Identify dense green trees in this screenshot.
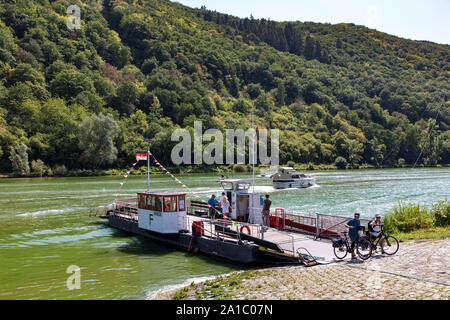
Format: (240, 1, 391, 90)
(0, 0, 448, 175)
(8, 143, 30, 176)
(78, 113, 120, 169)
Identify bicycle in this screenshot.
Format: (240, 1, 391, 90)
(332, 226, 372, 260)
(364, 226, 399, 256)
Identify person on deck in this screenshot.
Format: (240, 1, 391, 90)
(218, 192, 226, 212)
(208, 194, 218, 220)
(221, 197, 231, 219)
(345, 213, 361, 259)
(262, 194, 272, 227)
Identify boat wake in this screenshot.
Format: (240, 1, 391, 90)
(145, 275, 218, 300)
(16, 207, 86, 217)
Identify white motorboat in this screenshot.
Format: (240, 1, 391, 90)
(271, 167, 315, 189)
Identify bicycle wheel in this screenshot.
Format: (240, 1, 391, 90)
(357, 237, 372, 260)
(380, 235, 399, 255)
(333, 243, 348, 260)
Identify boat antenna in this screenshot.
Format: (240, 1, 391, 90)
(144, 138, 152, 192)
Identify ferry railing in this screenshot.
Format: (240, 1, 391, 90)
(113, 198, 138, 221)
(184, 215, 263, 242)
(315, 213, 370, 239)
(188, 200, 209, 216)
(183, 215, 296, 256)
(271, 209, 318, 235)
(270, 210, 371, 240)
(184, 215, 236, 241)
(115, 199, 138, 210)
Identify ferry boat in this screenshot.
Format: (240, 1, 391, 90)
(101, 148, 351, 265)
(105, 179, 288, 264)
(271, 167, 315, 189)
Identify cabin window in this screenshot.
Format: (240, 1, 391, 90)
(178, 196, 185, 211)
(237, 183, 250, 190)
(146, 196, 152, 210)
(292, 175, 299, 179)
(220, 182, 233, 190)
(156, 196, 162, 212)
(151, 196, 156, 210)
(164, 196, 177, 212)
(138, 195, 146, 209)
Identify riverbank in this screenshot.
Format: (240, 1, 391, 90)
(156, 238, 450, 300)
(1, 163, 448, 179)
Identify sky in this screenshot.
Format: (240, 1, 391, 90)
(176, 0, 450, 45)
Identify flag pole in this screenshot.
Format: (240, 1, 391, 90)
(145, 139, 151, 192)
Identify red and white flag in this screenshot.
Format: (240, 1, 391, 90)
(136, 151, 148, 161)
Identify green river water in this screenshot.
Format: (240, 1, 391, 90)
(0, 168, 449, 299)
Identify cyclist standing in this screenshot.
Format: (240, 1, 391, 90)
(369, 214, 383, 237)
(369, 214, 384, 248)
(345, 213, 361, 259)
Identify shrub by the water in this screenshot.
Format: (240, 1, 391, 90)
(233, 164, 248, 173)
(53, 164, 68, 176)
(383, 200, 450, 233)
(383, 202, 433, 233)
(31, 159, 47, 177)
(334, 157, 348, 170)
(287, 161, 296, 168)
(431, 200, 450, 227)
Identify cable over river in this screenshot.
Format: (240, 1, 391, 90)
(0, 168, 448, 299)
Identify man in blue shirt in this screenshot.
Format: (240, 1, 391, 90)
(345, 213, 361, 259)
(208, 194, 218, 220)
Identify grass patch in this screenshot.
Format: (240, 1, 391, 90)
(393, 226, 450, 242)
(172, 287, 189, 300)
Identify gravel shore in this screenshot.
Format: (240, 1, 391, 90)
(155, 239, 450, 300)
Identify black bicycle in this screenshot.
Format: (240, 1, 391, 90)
(364, 226, 400, 256)
(332, 227, 372, 260)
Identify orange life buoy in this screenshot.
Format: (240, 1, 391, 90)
(240, 225, 251, 236)
(165, 199, 171, 211)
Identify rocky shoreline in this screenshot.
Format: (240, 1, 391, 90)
(154, 239, 450, 300)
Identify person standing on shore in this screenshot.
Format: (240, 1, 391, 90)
(262, 194, 272, 227)
(369, 214, 384, 248)
(345, 213, 361, 259)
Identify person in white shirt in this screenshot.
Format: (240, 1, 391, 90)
(369, 214, 383, 238)
(221, 197, 231, 219)
(219, 192, 226, 204)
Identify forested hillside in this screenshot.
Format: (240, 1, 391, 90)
(0, 0, 449, 176)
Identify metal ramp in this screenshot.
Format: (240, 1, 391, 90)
(296, 247, 319, 267)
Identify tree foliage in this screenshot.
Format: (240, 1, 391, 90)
(0, 0, 448, 173)
(78, 113, 120, 169)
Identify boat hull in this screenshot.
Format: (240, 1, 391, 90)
(273, 178, 315, 189)
(108, 214, 298, 265)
